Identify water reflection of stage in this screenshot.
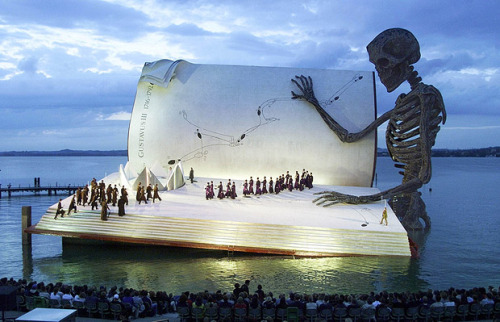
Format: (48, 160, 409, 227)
(53, 244, 419, 295)
(28, 177, 411, 257)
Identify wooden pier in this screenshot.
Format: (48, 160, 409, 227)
(0, 184, 81, 198)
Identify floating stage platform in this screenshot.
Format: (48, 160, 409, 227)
(27, 178, 412, 257)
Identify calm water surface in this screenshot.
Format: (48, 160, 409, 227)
(0, 156, 499, 294)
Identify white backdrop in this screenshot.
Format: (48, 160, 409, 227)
(128, 60, 376, 187)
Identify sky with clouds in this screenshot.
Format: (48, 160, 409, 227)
(0, 0, 499, 151)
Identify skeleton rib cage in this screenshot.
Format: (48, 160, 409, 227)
(387, 82, 446, 186)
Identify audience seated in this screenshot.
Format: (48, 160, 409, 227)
(1, 276, 498, 321)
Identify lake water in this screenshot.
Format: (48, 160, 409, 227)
(0, 156, 499, 295)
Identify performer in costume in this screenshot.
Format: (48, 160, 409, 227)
(139, 186, 148, 204)
(269, 177, 274, 194)
(153, 184, 162, 203)
(121, 187, 128, 205)
(136, 182, 142, 202)
(90, 193, 98, 210)
(112, 185, 118, 206)
(231, 182, 237, 199)
(256, 177, 261, 195)
(189, 167, 194, 183)
(217, 182, 225, 199)
(225, 180, 232, 198)
(106, 184, 113, 203)
(249, 177, 254, 194)
(206, 183, 211, 200)
(118, 196, 126, 216)
(243, 180, 249, 196)
(54, 199, 65, 219)
(146, 184, 153, 200)
(76, 188, 82, 206)
(380, 207, 388, 226)
(100, 199, 110, 220)
(82, 185, 89, 206)
(67, 195, 77, 215)
(300, 174, 305, 191)
(294, 171, 300, 190)
(262, 176, 268, 194)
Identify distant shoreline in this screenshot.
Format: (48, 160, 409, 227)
(0, 147, 499, 157)
(0, 149, 127, 157)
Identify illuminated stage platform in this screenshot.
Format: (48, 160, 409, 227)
(28, 177, 411, 257)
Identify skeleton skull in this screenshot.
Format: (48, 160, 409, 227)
(367, 28, 421, 92)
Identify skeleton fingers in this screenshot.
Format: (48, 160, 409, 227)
(291, 75, 318, 104)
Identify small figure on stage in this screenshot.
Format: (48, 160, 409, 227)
(121, 187, 128, 205)
(294, 171, 300, 190)
(146, 184, 153, 200)
(189, 167, 194, 183)
(307, 172, 314, 189)
(269, 177, 274, 194)
(206, 183, 212, 200)
(112, 185, 118, 206)
(153, 184, 162, 203)
(275, 177, 281, 194)
(101, 199, 110, 221)
(67, 195, 77, 215)
(380, 207, 388, 226)
(231, 182, 237, 199)
(262, 176, 268, 194)
(225, 180, 232, 198)
(118, 196, 126, 216)
(90, 193, 99, 210)
(136, 182, 142, 202)
(217, 181, 225, 199)
(82, 185, 89, 206)
(106, 184, 113, 203)
(76, 187, 82, 206)
(139, 186, 148, 204)
(299, 173, 305, 191)
(256, 177, 261, 195)
(243, 180, 249, 196)
(54, 198, 65, 219)
(249, 177, 254, 194)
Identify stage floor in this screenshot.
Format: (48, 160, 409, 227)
(29, 176, 411, 257)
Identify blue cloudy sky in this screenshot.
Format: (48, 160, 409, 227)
(0, 0, 499, 151)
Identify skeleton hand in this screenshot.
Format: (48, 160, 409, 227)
(291, 75, 319, 105)
(313, 190, 363, 207)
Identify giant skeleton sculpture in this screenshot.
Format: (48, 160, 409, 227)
(291, 28, 446, 230)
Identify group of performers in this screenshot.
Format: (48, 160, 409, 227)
(54, 178, 134, 221)
(70, 178, 127, 210)
(205, 179, 238, 200)
(205, 169, 314, 200)
(135, 182, 162, 204)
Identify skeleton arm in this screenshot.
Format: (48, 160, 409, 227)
(291, 75, 392, 142)
(313, 85, 445, 207)
(313, 177, 423, 206)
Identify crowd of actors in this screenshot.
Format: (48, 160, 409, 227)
(53, 178, 162, 222)
(205, 169, 314, 200)
(52, 168, 315, 221)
